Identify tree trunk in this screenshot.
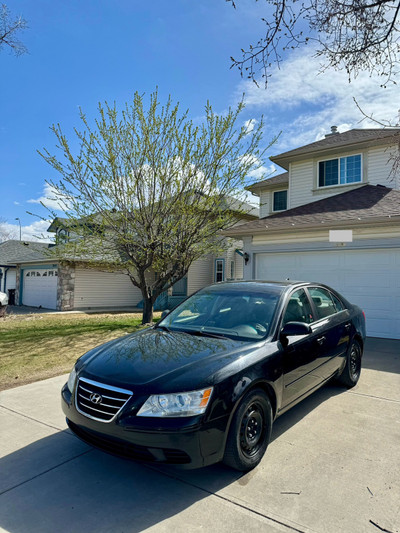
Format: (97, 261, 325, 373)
(142, 296, 154, 324)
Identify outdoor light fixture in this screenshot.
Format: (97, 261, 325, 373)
(243, 252, 250, 265)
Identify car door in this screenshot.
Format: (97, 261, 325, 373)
(306, 286, 351, 380)
(281, 288, 322, 409)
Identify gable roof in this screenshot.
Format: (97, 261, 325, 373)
(0, 240, 51, 266)
(246, 172, 289, 194)
(271, 128, 400, 170)
(225, 185, 400, 236)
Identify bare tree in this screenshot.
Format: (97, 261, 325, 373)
(228, 0, 400, 86)
(39, 90, 273, 323)
(0, 217, 17, 242)
(0, 3, 27, 56)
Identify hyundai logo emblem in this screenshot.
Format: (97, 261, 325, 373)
(90, 392, 102, 405)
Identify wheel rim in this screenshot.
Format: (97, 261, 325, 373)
(239, 401, 266, 458)
(349, 343, 361, 381)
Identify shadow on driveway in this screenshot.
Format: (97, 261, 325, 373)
(363, 337, 400, 374)
(0, 383, 343, 533)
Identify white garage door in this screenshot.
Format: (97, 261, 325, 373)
(22, 268, 58, 309)
(255, 249, 400, 339)
(74, 268, 143, 308)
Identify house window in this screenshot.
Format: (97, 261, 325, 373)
(318, 154, 361, 187)
(215, 259, 225, 283)
(273, 190, 288, 212)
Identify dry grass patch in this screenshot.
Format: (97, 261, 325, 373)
(0, 312, 160, 391)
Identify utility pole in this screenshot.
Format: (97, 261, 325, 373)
(15, 218, 21, 241)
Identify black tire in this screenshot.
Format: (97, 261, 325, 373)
(336, 339, 362, 388)
(223, 388, 273, 472)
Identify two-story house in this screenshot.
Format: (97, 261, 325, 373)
(11, 199, 257, 312)
(226, 127, 400, 340)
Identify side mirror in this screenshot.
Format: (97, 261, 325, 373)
(281, 321, 312, 337)
(161, 309, 170, 320)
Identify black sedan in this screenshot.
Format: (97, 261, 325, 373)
(61, 281, 366, 471)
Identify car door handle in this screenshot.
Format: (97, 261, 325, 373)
(317, 336, 326, 345)
(344, 323, 351, 331)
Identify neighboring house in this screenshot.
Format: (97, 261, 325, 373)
(11, 200, 258, 311)
(0, 240, 51, 304)
(226, 127, 400, 340)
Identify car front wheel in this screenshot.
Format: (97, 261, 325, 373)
(223, 388, 273, 472)
(337, 339, 362, 388)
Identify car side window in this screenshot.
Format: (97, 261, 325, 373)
(308, 287, 338, 319)
(330, 292, 345, 312)
(282, 289, 314, 325)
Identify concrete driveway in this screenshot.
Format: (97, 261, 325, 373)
(0, 338, 399, 533)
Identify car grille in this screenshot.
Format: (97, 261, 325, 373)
(76, 377, 133, 422)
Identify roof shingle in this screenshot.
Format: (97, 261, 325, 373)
(225, 185, 400, 235)
(0, 240, 51, 265)
(271, 128, 400, 169)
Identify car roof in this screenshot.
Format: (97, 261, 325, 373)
(206, 280, 307, 294)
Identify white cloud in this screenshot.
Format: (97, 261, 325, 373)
(28, 183, 71, 212)
(243, 118, 257, 133)
(235, 46, 399, 154)
(1, 220, 53, 243)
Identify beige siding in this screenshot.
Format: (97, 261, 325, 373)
(289, 160, 314, 208)
(73, 268, 148, 308)
(234, 252, 244, 279)
(367, 145, 397, 187)
(259, 190, 271, 217)
(187, 256, 214, 295)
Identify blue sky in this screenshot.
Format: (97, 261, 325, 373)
(1, 0, 397, 240)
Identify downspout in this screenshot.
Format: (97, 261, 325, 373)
(4, 267, 9, 293)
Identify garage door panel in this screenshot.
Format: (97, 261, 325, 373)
(255, 249, 400, 339)
(73, 269, 145, 308)
(22, 268, 58, 309)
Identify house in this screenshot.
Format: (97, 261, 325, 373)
(0, 240, 50, 304)
(225, 127, 400, 340)
(11, 200, 258, 311)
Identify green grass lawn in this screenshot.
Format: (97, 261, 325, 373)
(0, 312, 160, 391)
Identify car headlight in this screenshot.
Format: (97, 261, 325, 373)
(137, 387, 213, 417)
(67, 367, 77, 393)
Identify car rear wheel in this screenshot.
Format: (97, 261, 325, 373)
(223, 388, 272, 472)
(337, 339, 362, 388)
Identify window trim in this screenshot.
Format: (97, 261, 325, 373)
(272, 189, 288, 212)
(214, 259, 225, 283)
(317, 153, 363, 189)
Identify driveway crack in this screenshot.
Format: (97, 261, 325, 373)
(145, 464, 310, 533)
(0, 449, 93, 497)
(0, 404, 70, 434)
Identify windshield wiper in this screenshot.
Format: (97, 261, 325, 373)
(186, 329, 229, 340)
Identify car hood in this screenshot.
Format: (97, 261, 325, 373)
(77, 327, 260, 391)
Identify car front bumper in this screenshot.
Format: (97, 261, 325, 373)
(61, 383, 228, 469)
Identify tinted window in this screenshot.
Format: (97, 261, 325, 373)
(282, 289, 314, 325)
(308, 287, 337, 319)
(330, 292, 345, 312)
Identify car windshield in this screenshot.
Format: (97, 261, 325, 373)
(157, 287, 281, 340)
